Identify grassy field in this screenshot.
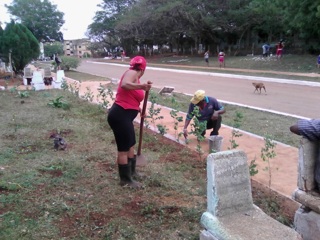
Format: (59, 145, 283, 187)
(96, 54, 320, 82)
(0, 88, 207, 239)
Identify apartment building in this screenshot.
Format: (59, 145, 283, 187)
(64, 38, 91, 58)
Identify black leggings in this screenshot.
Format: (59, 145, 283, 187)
(107, 104, 138, 151)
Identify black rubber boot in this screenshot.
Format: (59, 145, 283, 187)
(118, 163, 142, 189)
(129, 156, 145, 180)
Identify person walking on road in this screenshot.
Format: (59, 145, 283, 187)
(107, 56, 152, 188)
(183, 90, 225, 139)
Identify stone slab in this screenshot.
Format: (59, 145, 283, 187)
(294, 207, 320, 240)
(158, 86, 174, 95)
(201, 208, 302, 240)
(292, 189, 320, 214)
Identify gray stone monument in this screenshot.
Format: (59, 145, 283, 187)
(292, 138, 320, 240)
(200, 150, 301, 240)
(53, 70, 65, 89)
(31, 70, 45, 90)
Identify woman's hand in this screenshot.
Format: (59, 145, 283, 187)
(142, 81, 153, 91)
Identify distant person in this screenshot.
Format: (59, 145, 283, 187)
(121, 50, 126, 62)
(218, 51, 225, 68)
(276, 40, 284, 60)
(290, 119, 320, 141)
(262, 43, 270, 57)
(317, 54, 320, 69)
(183, 90, 225, 139)
(204, 50, 209, 66)
(54, 53, 62, 70)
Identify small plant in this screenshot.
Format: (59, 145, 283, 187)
(82, 86, 94, 102)
(261, 134, 277, 189)
(228, 111, 243, 149)
(96, 83, 114, 109)
(17, 91, 30, 98)
(169, 97, 184, 141)
(61, 78, 69, 90)
(106, 86, 115, 102)
(68, 81, 80, 97)
(249, 157, 259, 176)
(188, 106, 206, 160)
(157, 124, 168, 136)
(11, 114, 19, 133)
(47, 96, 70, 110)
(9, 86, 17, 93)
(146, 90, 163, 132)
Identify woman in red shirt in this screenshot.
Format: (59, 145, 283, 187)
(108, 56, 152, 188)
(276, 41, 284, 60)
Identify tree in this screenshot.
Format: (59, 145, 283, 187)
(44, 42, 64, 58)
(0, 21, 40, 73)
(87, 0, 137, 53)
(6, 0, 65, 42)
(87, 0, 320, 55)
(281, 0, 320, 51)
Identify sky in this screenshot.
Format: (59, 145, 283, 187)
(0, 0, 102, 39)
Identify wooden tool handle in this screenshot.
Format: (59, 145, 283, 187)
(137, 90, 149, 155)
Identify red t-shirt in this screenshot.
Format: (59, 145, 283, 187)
(115, 70, 144, 110)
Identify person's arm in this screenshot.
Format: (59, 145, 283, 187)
(211, 99, 226, 119)
(183, 119, 191, 138)
(211, 107, 225, 120)
(183, 104, 194, 138)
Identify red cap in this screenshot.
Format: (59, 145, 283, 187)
(129, 56, 147, 71)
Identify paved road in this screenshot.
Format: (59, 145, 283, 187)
(77, 60, 320, 119)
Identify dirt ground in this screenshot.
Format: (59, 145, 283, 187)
(143, 130, 299, 225)
(0, 77, 23, 87)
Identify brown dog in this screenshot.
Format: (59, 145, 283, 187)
(252, 82, 266, 94)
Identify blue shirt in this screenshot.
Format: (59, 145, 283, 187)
(186, 96, 224, 121)
(298, 119, 320, 141)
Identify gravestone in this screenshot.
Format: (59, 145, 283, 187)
(205, 150, 253, 216)
(43, 67, 53, 86)
(0, 62, 5, 71)
(200, 150, 302, 240)
(31, 71, 45, 90)
(53, 70, 65, 89)
(23, 67, 33, 85)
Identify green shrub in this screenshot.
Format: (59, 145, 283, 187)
(52, 56, 81, 71)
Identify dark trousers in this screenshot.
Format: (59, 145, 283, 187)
(201, 115, 222, 136)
